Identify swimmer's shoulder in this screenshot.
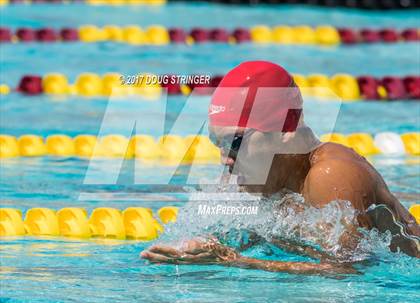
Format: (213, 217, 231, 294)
(310, 142, 366, 165)
(308, 142, 377, 185)
(303, 143, 378, 208)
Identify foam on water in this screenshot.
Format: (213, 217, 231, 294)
(160, 184, 393, 263)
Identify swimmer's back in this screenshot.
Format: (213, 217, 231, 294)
(303, 142, 379, 215)
(310, 142, 371, 166)
(303, 142, 420, 257)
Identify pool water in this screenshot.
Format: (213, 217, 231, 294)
(1, 3, 420, 303)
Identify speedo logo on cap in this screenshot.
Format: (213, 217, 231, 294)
(209, 104, 226, 115)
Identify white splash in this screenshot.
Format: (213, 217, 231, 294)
(159, 185, 392, 262)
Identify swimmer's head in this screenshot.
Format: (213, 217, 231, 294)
(209, 60, 302, 132)
(208, 61, 320, 189)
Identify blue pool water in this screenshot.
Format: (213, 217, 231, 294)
(1, 3, 420, 303)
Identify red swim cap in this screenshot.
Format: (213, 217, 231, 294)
(209, 61, 302, 132)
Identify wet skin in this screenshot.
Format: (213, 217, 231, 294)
(142, 127, 420, 274)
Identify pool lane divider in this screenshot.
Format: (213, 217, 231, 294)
(1, 204, 419, 240)
(0, 206, 177, 240)
(2, 0, 419, 9)
(0, 0, 167, 5)
(0, 132, 419, 160)
(1, 73, 419, 101)
(0, 25, 418, 45)
(188, 0, 420, 10)
(0, 134, 222, 162)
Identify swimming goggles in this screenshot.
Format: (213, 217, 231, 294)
(210, 129, 254, 157)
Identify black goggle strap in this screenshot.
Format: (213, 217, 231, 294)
(211, 129, 255, 155)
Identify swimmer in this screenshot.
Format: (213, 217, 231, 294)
(142, 61, 420, 274)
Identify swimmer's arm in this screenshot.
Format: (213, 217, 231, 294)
(377, 186, 420, 237)
(223, 232, 334, 260)
(228, 236, 358, 274)
(204, 232, 262, 252)
(238, 233, 263, 251)
(141, 240, 357, 275)
(270, 238, 336, 262)
(227, 256, 357, 275)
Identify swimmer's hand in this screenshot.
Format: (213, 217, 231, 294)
(141, 239, 359, 276)
(140, 239, 238, 265)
